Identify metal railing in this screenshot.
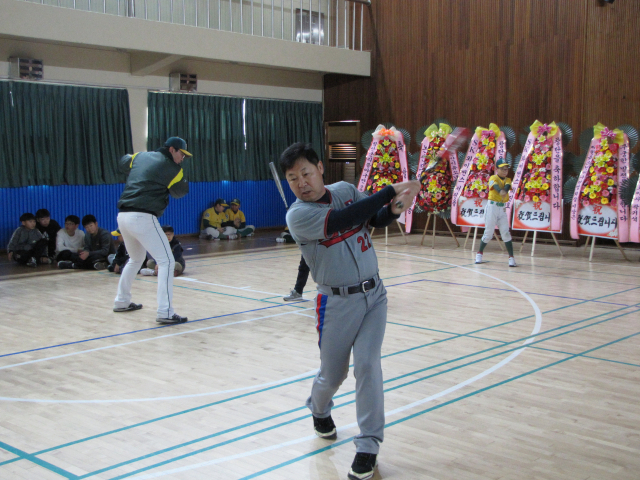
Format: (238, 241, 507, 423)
(22, 0, 370, 50)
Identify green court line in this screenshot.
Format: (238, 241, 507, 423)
(101, 306, 640, 479)
(0, 440, 78, 479)
(3, 288, 636, 476)
(528, 346, 640, 368)
(378, 249, 640, 286)
(387, 321, 508, 344)
(377, 246, 640, 279)
(3, 291, 636, 475)
(135, 278, 310, 309)
(239, 328, 640, 479)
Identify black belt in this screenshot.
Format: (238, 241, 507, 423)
(331, 277, 376, 295)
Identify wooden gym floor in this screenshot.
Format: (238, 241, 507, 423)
(0, 229, 639, 479)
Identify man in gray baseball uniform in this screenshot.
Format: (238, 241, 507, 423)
(113, 136, 191, 324)
(280, 142, 420, 480)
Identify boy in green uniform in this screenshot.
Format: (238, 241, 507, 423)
(476, 161, 517, 267)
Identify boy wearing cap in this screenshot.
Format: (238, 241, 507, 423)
(224, 199, 255, 237)
(113, 136, 192, 324)
(476, 161, 517, 267)
(35, 209, 61, 259)
(108, 229, 130, 274)
(7, 213, 49, 267)
(200, 199, 238, 240)
(55, 215, 85, 262)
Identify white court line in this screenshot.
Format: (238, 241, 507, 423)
(176, 277, 283, 296)
(0, 308, 314, 403)
(128, 251, 543, 479)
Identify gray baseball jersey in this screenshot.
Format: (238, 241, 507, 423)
(286, 182, 379, 287)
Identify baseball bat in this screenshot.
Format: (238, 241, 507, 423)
(424, 127, 472, 173)
(269, 162, 288, 208)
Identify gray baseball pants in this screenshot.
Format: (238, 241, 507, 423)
(306, 278, 387, 454)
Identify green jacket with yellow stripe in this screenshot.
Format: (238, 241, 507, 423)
(117, 147, 189, 218)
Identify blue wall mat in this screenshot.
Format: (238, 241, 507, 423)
(0, 181, 296, 248)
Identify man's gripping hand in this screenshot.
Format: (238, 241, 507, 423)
(390, 180, 421, 215)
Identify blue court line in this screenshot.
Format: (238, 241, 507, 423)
(2, 289, 635, 474)
(96, 306, 640, 479)
(0, 304, 292, 359)
(0, 440, 78, 479)
(239, 328, 640, 479)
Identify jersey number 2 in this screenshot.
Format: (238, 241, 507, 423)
(357, 233, 372, 252)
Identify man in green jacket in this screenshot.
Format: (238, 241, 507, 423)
(113, 137, 192, 324)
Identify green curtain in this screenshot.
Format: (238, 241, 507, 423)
(0, 81, 132, 188)
(245, 99, 324, 179)
(147, 92, 247, 182)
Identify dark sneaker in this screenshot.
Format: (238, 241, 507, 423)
(113, 303, 143, 313)
(313, 415, 337, 439)
(156, 314, 188, 325)
(58, 261, 73, 269)
(93, 261, 107, 270)
(26, 257, 37, 268)
(348, 452, 378, 480)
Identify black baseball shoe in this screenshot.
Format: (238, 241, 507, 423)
(156, 314, 188, 325)
(26, 257, 37, 268)
(312, 415, 337, 439)
(348, 452, 378, 480)
(58, 260, 73, 269)
(113, 303, 143, 313)
(93, 261, 108, 270)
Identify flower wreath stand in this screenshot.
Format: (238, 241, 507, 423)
(451, 123, 514, 253)
(509, 120, 569, 257)
(568, 123, 637, 262)
(409, 122, 463, 248)
(358, 124, 411, 245)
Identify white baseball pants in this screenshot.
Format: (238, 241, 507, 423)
(114, 212, 175, 318)
(481, 202, 512, 243)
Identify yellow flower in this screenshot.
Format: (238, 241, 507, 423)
(528, 164, 532, 169)
(374, 174, 379, 179)
(595, 185, 601, 192)
(395, 162, 400, 168)
(377, 144, 383, 151)
(605, 151, 612, 159)
(583, 187, 590, 194)
(591, 175, 597, 181)
(373, 162, 378, 168)
(533, 195, 539, 202)
(391, 143, 396, 149)
(607, 167, 614, 174)
(590, 167, 594, 173)
(392, 175, 398, 179)
(546, 174, 551, 179)
(383, 139, 390, 146)
(608, 179, 614, 186)
(542, 183, 549, 190)
(589, 193, 596, 199)
(489, 142, 495, 148)
(602, 197, 609, 204)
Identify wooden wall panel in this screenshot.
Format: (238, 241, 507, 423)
(324, 0, 640, 242)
